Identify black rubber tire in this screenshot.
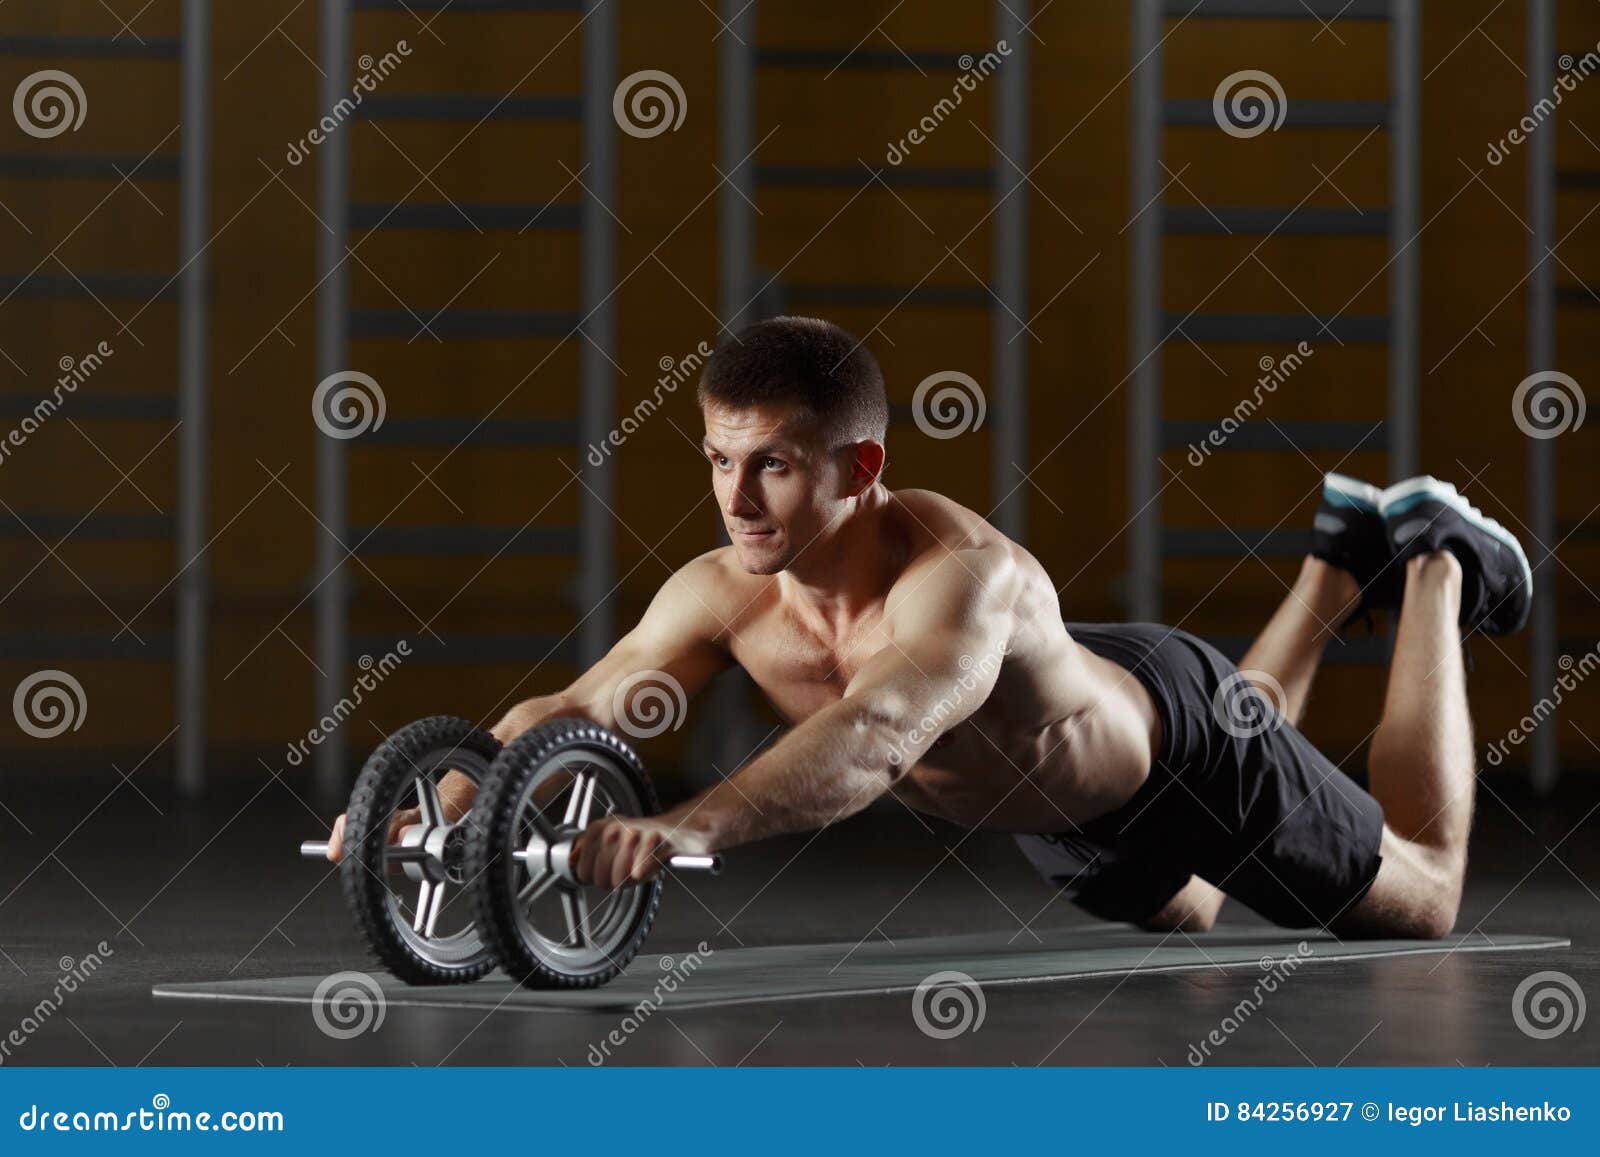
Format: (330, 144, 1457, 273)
(466, 719, 663, 989)
(341, 715, 502, 986)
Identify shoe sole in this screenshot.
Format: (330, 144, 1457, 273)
(1323, 471, 1383, 514)
(1380, 475, 1534, 625)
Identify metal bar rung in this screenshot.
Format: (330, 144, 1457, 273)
(0, 36, 181, 57)
(1163, 0, 1390, 18)
(0, 633, 173, 660)
(1165, 99, 1388, 127)
(1163, 420, 1387, 452)
(351, 525, 580, 557)
(0, 513, 173, 540)
(0, 393, 175, 420)
(756, 49, 984, 71)
(0, 273, 173, 300)
(355, 0, 583, 9)
(350, 309, 579, 339)
(350, 202, 581, 230)
(1162, 527, 1310, 558)
(362, 415, 579, 447)
(786, 283, 991, 308)
(1208, 632, 1392, 665)
(357, 94, 581, 120)
(757, 164, 992, 190)
(352, 633, 579, 664)
(1165, 312, 1389, 343)
(1164, 205, 1388, 235)
(0, 154, 180, 179)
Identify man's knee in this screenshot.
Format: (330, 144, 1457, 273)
(1139, 907, 1217, 934)
(1138, 877, 1225, 933)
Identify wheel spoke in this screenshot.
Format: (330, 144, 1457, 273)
(415, 772, 444, 829)
(560, 889, 590, 948)
(412, 879, 435, 934)
(517, 868, 558, 907)
(424, 880, 448, 938)
(575, 774, 601, 828)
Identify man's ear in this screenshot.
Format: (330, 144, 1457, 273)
(846, 439, 887, 495)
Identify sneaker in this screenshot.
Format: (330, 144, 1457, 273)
(1380, 476, 1533, 635)
(1311, 472, 1402, 625)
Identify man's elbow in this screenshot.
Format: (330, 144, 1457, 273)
(847, 695, 921, 785)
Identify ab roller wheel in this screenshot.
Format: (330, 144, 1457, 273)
(301, 716, 720, 989)
(301, 715, 502, 986)
(468, 719, 668, 989)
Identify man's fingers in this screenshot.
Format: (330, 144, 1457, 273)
(327, 814, 345, 863)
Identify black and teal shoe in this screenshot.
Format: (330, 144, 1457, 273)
(1380, 476, 1533, 636)
(1311, 472, 1403, 626)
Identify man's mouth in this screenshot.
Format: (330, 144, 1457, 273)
(731, 528, 775, 540)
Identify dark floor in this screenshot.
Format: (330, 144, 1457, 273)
(1, 764, 1597, 1066)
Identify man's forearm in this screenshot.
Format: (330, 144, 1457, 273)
(438, 693, 582, 817)
(662, 699, 904, 851)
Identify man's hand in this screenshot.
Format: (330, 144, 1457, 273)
(323, 778, 476, 863)
(570, 815, 704, 889)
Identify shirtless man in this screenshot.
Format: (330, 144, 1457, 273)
(326, 316, 1532, 938)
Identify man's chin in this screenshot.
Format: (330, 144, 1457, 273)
(733, 542, 788, 575)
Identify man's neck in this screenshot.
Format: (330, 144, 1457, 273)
(779, 484, 900, 630)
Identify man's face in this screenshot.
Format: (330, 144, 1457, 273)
(701, 401, 848, 575)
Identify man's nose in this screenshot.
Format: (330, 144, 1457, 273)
(722, 471, 761, 517)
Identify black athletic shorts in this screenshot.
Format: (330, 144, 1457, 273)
(1014, 622, 1385, 929)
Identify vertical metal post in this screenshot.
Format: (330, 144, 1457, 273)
(1387, 0, 1420, 481)
(1128, 0, 1161, 621)
(578, 0, 617, 668)
(700, 0, 762, 779)
(176, 0, 210, 795)
(719, 0, 755, 334)
(1527, 0, 1559, 794)
(314, 0, 352, 798)
(991, 1, 1029, 544)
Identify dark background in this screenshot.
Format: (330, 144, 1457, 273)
(0, 0, 1595, 1066)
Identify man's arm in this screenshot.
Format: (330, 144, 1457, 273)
(325, 553, 734, 860)
(490, 553, 734, 743)
(632, 547, 1015, 870)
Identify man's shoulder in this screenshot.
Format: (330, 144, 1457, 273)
(669, 547, 776, 616)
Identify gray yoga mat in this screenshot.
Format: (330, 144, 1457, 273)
(152, 924, 1568, 1013)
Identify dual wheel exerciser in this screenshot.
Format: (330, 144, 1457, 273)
(300, 717, 720, 989)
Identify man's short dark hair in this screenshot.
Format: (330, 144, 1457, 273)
(698, 316, 888, 445)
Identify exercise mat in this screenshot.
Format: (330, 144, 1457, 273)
(153, 924, 1568, 1013)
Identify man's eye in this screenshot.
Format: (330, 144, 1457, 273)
(763, 458, 784, 471)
